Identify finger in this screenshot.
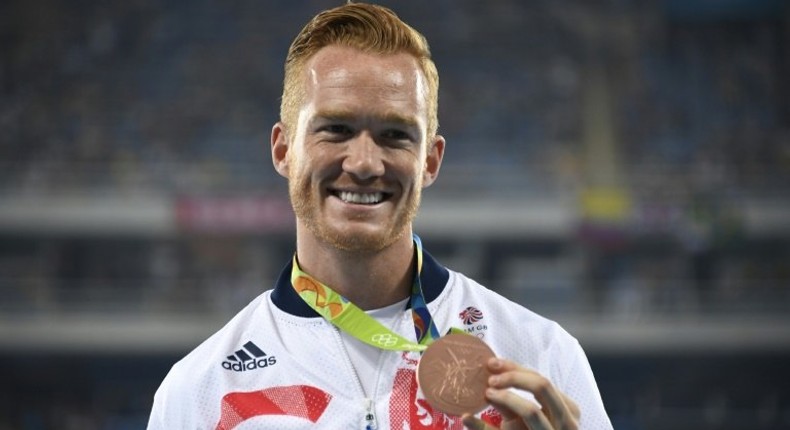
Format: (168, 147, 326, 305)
(480, 399, 524, 430)
(487, 359, 577, 428)
(486, 388, 553, 430)
(492, 372, 572, 426)
(461, 413, 496, 430)
(485, 356, 517, 375)
(463, 410, 530, 430)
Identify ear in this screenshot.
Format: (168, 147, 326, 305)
(422, 135, 445, 188)
(271, 122, 290, 178)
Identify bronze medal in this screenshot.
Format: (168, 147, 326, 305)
(417, 333, 496, 416)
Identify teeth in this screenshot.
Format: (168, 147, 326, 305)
(338, 191, 383, 204)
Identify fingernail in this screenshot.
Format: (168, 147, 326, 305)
(489, 358, 501, 368)
(488, 375, 500, 385)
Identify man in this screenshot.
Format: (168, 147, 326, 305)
(148, 3, 612, 429)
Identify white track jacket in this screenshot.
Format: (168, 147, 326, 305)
(148, 250, 613, 429)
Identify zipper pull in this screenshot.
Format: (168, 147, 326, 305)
(363, 398, 377, 430)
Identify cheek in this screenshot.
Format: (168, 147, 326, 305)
(289, 150, 317, 178)
(404, 158, 427, 187)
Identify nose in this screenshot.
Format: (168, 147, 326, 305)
(342, 132, 385, 180)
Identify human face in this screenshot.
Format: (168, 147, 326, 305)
(272, 45, 444, 253)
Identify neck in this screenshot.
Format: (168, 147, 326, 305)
(294, 229, 415, 310)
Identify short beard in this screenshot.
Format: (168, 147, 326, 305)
(288, 171, 421, 254)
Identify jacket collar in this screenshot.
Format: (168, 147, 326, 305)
(270, 248, 449, 317)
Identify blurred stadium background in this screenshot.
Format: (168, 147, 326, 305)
(1, 0, 789, 428)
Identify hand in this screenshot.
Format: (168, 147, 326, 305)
(462, 358, 580, 430)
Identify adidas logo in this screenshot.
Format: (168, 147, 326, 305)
(221, 341, 277, 372)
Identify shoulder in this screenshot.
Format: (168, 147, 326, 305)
(149, 292, 272, 426)
(442, 269, 582, 360)
(440, 269, 613, 428)
(177, 292, 270, 371)
(446, 269, 567, 328)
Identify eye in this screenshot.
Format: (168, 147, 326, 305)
(381, 129, 412, 142)
(319, 124, 353, 138)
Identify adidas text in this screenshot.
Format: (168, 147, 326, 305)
(222, 356, 277, 372)
(221, 341, 277, 372)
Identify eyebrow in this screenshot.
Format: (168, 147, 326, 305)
(313, 109, 421, 129)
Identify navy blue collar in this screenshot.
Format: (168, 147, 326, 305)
(270, 248, 450, 317)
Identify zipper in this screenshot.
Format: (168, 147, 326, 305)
(331, 326, 378, 429)
(363, 398, 377, 430)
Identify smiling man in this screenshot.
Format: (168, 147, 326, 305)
(272, 43, 443, 310)
(148, 3, 612, 429)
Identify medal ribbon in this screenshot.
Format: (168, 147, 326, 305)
(290, 234, 441, 352)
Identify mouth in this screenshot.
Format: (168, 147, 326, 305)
(331, 190, 392, 205)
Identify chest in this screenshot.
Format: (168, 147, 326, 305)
(210, 316, 504, 429)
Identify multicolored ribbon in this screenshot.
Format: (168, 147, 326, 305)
(290, 234, 441, 352)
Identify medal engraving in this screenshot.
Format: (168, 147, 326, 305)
(417, 333, 495, 416)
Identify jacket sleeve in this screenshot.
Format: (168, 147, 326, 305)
(147, 374, 174, 430)
(146, 365, 200, 430)
(559, 339, 614, 430)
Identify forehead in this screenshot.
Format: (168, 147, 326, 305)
(301, 45, 429, 118)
